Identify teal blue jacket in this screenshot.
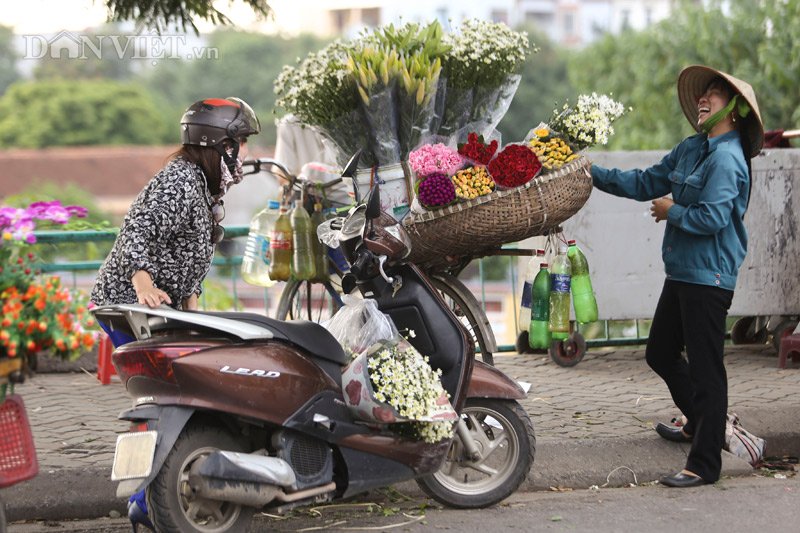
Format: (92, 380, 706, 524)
(591, 131, 749, 291)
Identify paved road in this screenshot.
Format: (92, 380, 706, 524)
(5, 343, 800, 522)
(8, 473, 798, 532)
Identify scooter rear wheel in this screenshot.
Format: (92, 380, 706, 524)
(416, 398, 535, 509)
(146, 424, 255, 533)
(276, 278, 344, 323)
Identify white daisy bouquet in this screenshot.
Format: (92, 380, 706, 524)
(341, 337, 457, 443)
(438, 19, 533, 140)
(273, 40, 369, 164)
(548, 93, 627, 151)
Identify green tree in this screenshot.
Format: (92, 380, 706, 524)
(567, 0, 769, 150)
(0, 25, 19, 95)
(143, 30, 329, 146)
(760, 0, 800, 128)
(498, 27, 573, 144)
(104, 0, 271, 34)
(33, 24, 135, 81)
(0, 79, 171, 148)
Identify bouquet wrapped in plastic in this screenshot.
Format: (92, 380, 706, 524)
(438, 19, 530, 142)
(324, 297, 457, 443)
(548, 93, 628, 151)
(274, 19, 532, 170)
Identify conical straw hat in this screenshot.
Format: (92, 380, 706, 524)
(677, 65, 763, 155)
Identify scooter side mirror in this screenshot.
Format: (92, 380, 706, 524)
(342, 151, 361, 178)
(365, 183, 381, 220)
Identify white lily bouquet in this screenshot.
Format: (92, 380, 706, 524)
(548, 93, 628, 151)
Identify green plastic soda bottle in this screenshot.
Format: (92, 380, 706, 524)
(567, 240, 598, 323)
(290, 195, 316, 281)
(529, 262, 552, 349)
(548, 245, 571, 340)
(310, 202, 329, 282)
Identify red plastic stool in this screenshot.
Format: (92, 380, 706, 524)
(96, 334, 117, 385)
(778, 333, 800, 369)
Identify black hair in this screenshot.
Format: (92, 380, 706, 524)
(168, 145, 223, 195)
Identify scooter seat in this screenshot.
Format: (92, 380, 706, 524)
(195, 312, 348, 366)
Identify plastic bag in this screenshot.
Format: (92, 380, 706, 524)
(725, 413, 766, 467)
(323, 295, 398, 357)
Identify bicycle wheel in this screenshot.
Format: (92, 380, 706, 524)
(431, 275, 495, 366)
(276, 275, 344, 322)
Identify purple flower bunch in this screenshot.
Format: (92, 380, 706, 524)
(408, 143, 464, 177)
(1, 201, 88, 245)
(417, 172, 456, 207)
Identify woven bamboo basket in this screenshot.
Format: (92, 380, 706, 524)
(402, 155, 593, 266)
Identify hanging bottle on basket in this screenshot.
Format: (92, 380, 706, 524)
(518, 249, 546, 332)
(310, 202, 329, 282)
(291, 192, 316, 281)
(241, 200, 281, 287)
(529, 261, 552, 349)
(268, 203, 292, 282)
(549, 245, 572, 340)
(567, 239, 598, 323)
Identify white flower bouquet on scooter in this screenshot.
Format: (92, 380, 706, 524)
(325, 297, 457, 443)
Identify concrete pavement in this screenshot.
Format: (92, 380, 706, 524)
(4, 343, 800, 521)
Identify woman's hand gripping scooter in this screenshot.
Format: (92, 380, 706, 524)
(92, 153, 535, 533)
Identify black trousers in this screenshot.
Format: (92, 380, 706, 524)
(645, 279, 733, 482)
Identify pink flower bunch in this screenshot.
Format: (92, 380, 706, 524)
(408, 143, 464, 178)
(0, 201, 87, 245)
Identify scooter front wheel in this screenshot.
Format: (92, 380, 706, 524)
(146, 424, 255, 533)
(416, 399, 535, 509)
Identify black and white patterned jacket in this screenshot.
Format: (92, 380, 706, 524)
(91, 157, 215, 308)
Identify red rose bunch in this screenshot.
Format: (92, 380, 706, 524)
(488, 144, 542, 188)
(457, 132, 499, 165)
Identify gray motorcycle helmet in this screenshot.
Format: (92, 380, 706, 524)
(180, 97, 261, 147)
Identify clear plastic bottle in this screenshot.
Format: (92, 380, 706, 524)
(290, 194, 316, 281)
(567, 240, 599, 323)
(548, 245, 572, 339)
(268, 204, 292, 282)
(529, 262, 552, 349)
(241, 200, 281, 287)
(310, 202, 329, 282)
(518, 249, 545, 332)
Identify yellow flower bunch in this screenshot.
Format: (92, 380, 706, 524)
(529, 133, 577, 171)
(452, 166, 495, 200)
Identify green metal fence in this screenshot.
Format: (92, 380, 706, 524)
(31, 228, 651, 352)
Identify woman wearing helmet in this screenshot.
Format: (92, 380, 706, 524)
(92, 97, 260, 310)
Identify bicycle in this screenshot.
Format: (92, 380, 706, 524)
(241, 158, 497, 365)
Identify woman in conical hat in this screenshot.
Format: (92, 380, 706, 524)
(590, 65, 763, 488)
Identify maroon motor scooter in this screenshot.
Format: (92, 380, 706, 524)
(93, 157, 535, 533)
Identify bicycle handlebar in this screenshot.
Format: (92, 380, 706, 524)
(241, 158, 345, 193)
